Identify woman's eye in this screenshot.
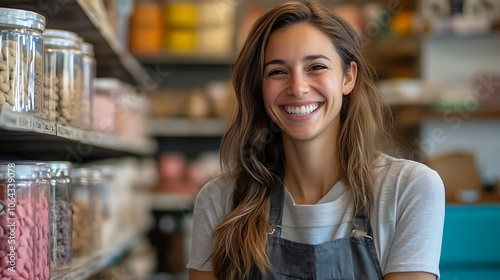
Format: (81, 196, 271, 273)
(309, 65, 327, 71)
(268, 69, 286, 76)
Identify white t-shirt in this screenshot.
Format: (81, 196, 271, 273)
(187, 154, 445, 278)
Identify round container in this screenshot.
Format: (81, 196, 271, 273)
(115, 85, 149, 141)
(70, 167, 91, 257)
(93, 78, 120, 134)
(89, 169, 104, 251)
(81, 42, 95, 130)
(0, 8, 45, 115)
(0, 162, 51, 280)
(49, 162, 72, 269)
(43, 29, 83, 126)
(35, 162, 51, 280)
(129, 0, 162, 54)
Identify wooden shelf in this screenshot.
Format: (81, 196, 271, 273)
(137, 52, 236, 66)
(365, 36, 420, 60)
(2, 0, 151, 86)
(391, 104, 500, 126)
(148, 118, 228, 137)
(0, 109, 156, 162)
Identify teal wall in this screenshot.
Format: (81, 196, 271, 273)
(440, 204, 500, 280)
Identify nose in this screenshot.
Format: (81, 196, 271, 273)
(287, 71, 309, 97)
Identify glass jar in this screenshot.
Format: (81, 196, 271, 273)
(81, 42, 95, 131)
(90, 169, 104, 251)
(70, 167, 91, 257)
(93, 78, 120, 134)
(0, 162, 51, 280)
(43, 29, 83, 126)
(49, 162, 72, 270)
(0, 8, 45, 115)
(115, 84, 149, 141)
(35, 162, 51, 280)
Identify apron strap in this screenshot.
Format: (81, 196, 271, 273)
(351, 211, 374, 238)
(268, 181, 284, 236)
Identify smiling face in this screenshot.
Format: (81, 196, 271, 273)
(262, 23, 356, 143)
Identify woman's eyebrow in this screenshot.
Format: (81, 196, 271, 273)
(264, 59, 285, 69)
(304, 54, 330, 62)
(264, 55, 331, 68)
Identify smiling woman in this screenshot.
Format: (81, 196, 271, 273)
(187, 2, 445, 280)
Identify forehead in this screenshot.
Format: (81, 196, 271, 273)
(264, 23, 338, 60)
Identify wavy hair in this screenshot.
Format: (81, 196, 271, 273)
(210, 1, 390, 279)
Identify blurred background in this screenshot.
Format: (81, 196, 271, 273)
(0, 0, 499, 279)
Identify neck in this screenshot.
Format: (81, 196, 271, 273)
(282, 133, 341, 205)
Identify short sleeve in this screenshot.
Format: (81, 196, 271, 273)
(187, 178, 232, 271)
(383, 165, 445, 278)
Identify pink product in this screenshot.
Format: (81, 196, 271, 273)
(114, 108, 146, 140)
(0, 191, 50, 280)
(93, 94, 115, 134)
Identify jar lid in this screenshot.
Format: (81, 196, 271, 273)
(50, 161, 71, 178)
(44, 29, 83, 49)
(81, 42, 95, 57)
(71, 167, 91, 179)
(0, 8, 46, 33)
(0, 162, 49, 180)
(91, 168, 103, 183)
(95, 78, 122, 95)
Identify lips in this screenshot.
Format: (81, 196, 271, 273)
(283, 103, 321, 117)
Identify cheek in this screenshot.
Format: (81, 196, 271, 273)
(262, 82, 280, 108)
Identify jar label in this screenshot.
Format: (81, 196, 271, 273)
(43, 119, 57, 135)
(32, 116, 44, 132)
(0, 108, 32, 131)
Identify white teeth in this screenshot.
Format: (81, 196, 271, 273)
(284, 104, 320, 116)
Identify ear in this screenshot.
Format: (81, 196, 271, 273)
(342, 61, 357, 95)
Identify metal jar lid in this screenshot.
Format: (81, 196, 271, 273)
(0, 162, 48, 180)
(0, 8, 46, 33)
(81, 42, 95, 57)
(44, 29, 83, 49)
(50, 161, 71, 178)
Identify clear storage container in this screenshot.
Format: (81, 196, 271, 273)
(115, 84, 149, 141)
(70, 167, 91, 257)
(90, 169, 104, 251)
(0, 162, 51, 280)
(36, 162, 51, 280)
(43, 29, 83, 125)
(81, 42, 95, 130)
(49, 162, 72, 269)
(0, 8, 45, 115)
(93, 78, 120, 134)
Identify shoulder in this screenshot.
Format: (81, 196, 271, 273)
(373, 153, 445, 202)
(375, 153, 443, 186)
(194, 175, 234, 216)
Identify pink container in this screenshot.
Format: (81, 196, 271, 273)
(0, 162, 51, 280)
(93, 78, 120, 134)
(114, 85, 149, 141)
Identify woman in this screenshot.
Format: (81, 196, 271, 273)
(188, 2, 445, 280)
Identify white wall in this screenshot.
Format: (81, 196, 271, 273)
(420, 34, 500, 185)
(422, 35, 500, 83)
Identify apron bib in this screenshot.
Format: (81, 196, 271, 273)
(249, 183, 383, 280)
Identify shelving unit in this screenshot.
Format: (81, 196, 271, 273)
(0, 1, 157, 278)
(148, 118, 228, 137)
(137, 52, 236, 66)
(1, 0, 150, 86)
(0, 109, 156, 162)
(50, 227, 145, 280)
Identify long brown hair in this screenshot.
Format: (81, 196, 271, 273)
(210, 1, 390, 279)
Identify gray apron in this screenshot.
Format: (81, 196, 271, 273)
(249, 184, 383, 280)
